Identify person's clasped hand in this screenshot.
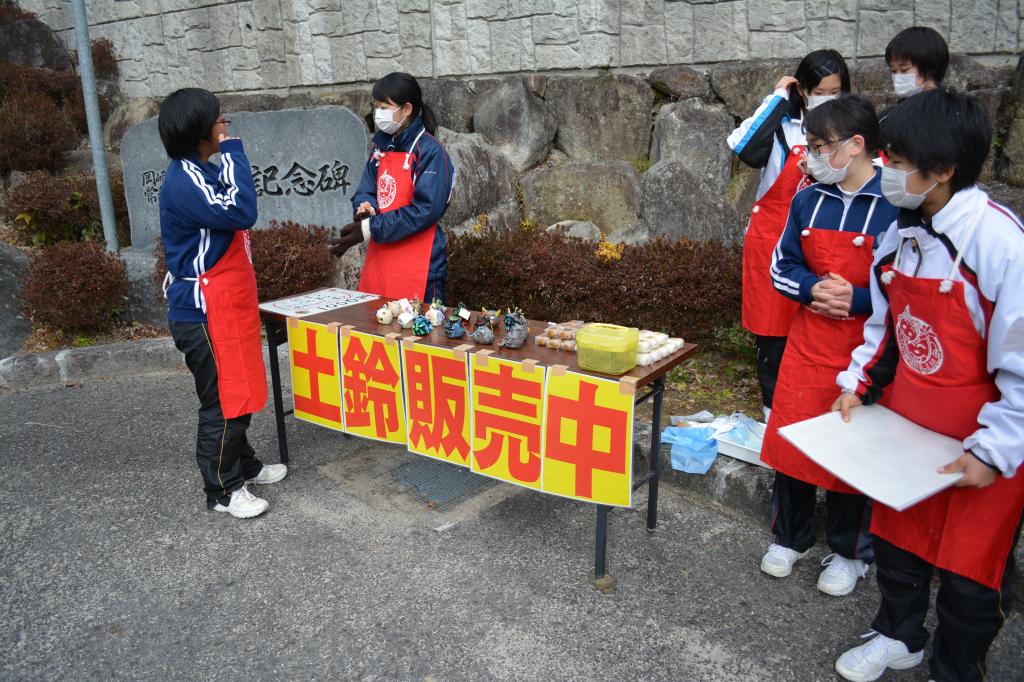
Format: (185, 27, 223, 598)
(810, 272, 854, 318)
(328, 220, 364, 258)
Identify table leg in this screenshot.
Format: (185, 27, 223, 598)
(265, 318, 290, 465)
(647, 375, 665, 532)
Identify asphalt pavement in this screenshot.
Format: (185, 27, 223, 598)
(1, 369, 1020, 681)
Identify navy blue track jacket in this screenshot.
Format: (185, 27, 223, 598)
(351, 117, 455, 284)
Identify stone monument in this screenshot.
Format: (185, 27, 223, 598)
(120, 106, 370, 250)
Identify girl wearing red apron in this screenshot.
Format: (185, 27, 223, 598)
(833, 91, 1024, 682)
(758, 96, 899, 596)
(329, 72, 454, 303)
(727, 50, 851, 420)
(159, 88, 286, 520)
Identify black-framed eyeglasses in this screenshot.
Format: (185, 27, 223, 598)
(808, 138, 846, 156)
(216, 117, 231, 127)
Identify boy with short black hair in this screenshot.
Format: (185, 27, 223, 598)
(159, 87, 286, 520)
(831, 89, 1024, 681)
(885, 26, 949, 97)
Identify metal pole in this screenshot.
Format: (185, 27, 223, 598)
(70, 0, 118, 251)
(265, 318, 291, 464)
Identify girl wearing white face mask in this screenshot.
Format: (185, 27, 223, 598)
(885, 26, 948, 99)
(726, 50, 851, 421)
(759, 95, 900, 597)
(331, 72, 455, 303)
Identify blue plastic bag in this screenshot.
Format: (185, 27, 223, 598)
(663, 426, 718, 474)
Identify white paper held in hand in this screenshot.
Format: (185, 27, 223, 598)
(777, 405, 964, 511)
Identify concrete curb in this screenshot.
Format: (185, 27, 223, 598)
(0, 338, 291, 389)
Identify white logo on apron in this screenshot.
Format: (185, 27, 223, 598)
(378, 169, 398, 210)
(896, 305, 944, 375)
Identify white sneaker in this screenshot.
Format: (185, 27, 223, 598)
(212, 485, 269, 519)
(817, 553, 869, 596)
(835, 631, 924, 681)
(248, 463, 288, 485)
(760, 543, 809, 577)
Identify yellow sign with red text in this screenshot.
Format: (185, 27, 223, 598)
(288, 319, 344, 431)
(340, 330, 407, 444)
(402, 343, 472, 466)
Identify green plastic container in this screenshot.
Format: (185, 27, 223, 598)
(576, 323, 639, 375)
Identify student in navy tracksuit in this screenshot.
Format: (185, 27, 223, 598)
(328, 72, 454, 303)
(159, 88, 285, 520)
(758, 95, 899, 595)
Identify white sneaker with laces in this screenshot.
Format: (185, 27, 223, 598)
(835, 631, 924, 681)
(760, 543, 809, 577)
(248, 463, 288, 485)
(213, 485, 269, 519)
(817, 553, 869, 596)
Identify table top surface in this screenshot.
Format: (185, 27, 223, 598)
(261, 293, 698, 389)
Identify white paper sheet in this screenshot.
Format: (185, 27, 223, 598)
(258, 288, 377, 317)
(778, 406, 964, 511)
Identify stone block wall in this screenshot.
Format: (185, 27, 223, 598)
(19, 0, 1022, 99)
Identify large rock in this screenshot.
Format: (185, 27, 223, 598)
(647, 65, 710, 101)
(104, 98, 160, 154)
(544, 220, 603, 241)
(0, 18, 72, 71)
(0, 243, 31, 358)
(651, 99, 734, 194)
(546, 75, 654, 162)
(709, 58, 800, 119)
(436, 127, 521, 234)
(1003, 58, 1024, 186)
(852, 55, 1014, 98)
(520, 160, 641, 238)
(639, 160, 741, 243)
(472, 77, 557, 172)
(419, 77, 501, 133)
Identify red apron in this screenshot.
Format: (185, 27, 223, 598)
(742, 145, 810, 336)
(873, 265, 1024, 589)
(761, 225, 874, 493)
(358, 129, 436, 300)
(197, 230, 268, 419)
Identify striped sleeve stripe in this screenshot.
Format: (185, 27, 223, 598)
(769, 241, 802, 296)
(734, 96, 783, 154)
(182, 159, 237, 209)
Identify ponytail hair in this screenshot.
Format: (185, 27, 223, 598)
(371, 72, 437, 135)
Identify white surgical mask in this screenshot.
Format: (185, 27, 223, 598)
(806, 94, 839, 110)
(892, 72, 924, 97)
(374, 106, 408, 134)
(806, 139, 853, 185)
(880, 166, 938, 209)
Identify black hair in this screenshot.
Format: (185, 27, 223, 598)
(371, 72, 437, 135)
(805, 94, 882, 155)
(158, 88, 220, 159)
(881, 89, 990, 194)
(790, 49, 851, 117)
(885, 27, 949, 85)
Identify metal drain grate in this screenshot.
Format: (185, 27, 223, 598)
(391, 458, 498, 509)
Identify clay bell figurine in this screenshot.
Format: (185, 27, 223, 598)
(375, 305, 393, 325)
(387, 300, 404, 317)
(443, 314, 466, 339)
(498, 308, 528, 349)
(471, 325, 494, 345)
(426, 298, 446, 326)
(412, 315, 432, 337)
